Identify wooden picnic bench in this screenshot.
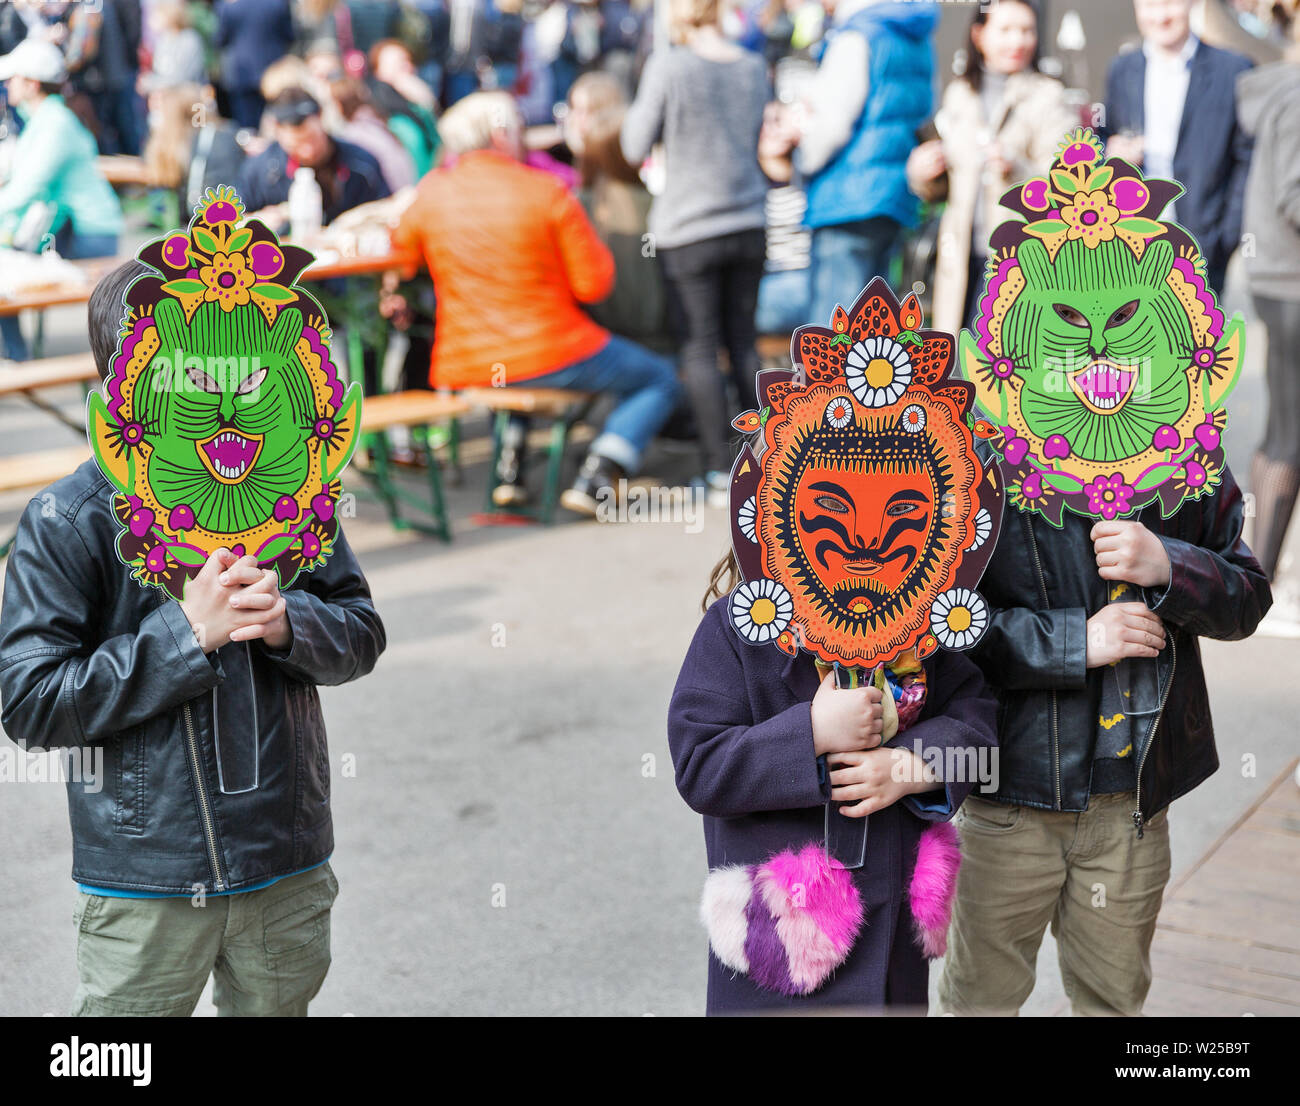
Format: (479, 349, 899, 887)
(457, 386, 597, 525)
(356, 390, 472, 541)
(0, 352, 99, 431)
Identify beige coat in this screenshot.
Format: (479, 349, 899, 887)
(911, 71, 1078, 334)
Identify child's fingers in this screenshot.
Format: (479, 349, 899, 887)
(230, 597, 287, 631)
(229, 590, 278, 610)
(219, 557, 264, 587)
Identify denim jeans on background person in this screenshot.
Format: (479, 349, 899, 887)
(659, 227, 766, 475)
(1, 229, 119, 362)
(509, 334, 683, 473)
(755, 266, 813, 335)
(808, 215, 902, 327)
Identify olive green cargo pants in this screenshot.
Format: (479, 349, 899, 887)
(937, 792, 1171, 1016)
(71, 862, 338, 1017)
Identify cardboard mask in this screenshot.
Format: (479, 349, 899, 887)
(726, 279, 1004, 668)
(959, 127, 1244, 527)
(86, 186, 362, 600)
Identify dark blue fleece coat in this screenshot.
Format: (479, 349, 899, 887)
(668, 597, 997, 1014)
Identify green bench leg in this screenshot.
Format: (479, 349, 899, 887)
(362, 432, 405, 529)
(540, 419, 570, 526)
(413, 425, 453, 542)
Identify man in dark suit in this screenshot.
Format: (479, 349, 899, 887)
(1102, 0, 1253, 294)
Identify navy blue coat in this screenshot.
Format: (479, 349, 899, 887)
(215, 0, 296, 93)
(1102, 41, 1253, 291)
(668, 598, 998, 1014)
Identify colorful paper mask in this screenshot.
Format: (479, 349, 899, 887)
(727, 279, 1004, 667)
(960, 127, 1244, 527)
(87, 186, 362, 600)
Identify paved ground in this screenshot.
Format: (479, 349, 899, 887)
(0, 261, 1295, 1016)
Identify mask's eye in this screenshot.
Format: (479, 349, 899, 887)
(237, 367, 268, 395)
(1052, 303, 1089, 328)
(1106, 299, 1140, 329)
(887, 500, 924, 517)
(813, 495, 850, 514)
(184, 363, 221, 394)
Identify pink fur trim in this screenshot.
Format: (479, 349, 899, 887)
(756, 844, 862, 992)
(909, 822, 961, 959)
(700, 865, 754, 973)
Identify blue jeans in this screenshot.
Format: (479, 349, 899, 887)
(808, 216, 902, 327)
(511, 335, 682, 472)
(2, 230, 119, 362)
(755, 267, 813, 334)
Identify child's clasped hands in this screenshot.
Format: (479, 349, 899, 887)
(810, 667, 937, 819)
(178, 549, 291, 653)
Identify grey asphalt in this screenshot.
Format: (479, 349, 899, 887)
(0, 265, 1295, 1017)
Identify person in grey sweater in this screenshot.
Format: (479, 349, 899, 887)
(1237, 19, 1300, 627)
(621, 0, 769, 497)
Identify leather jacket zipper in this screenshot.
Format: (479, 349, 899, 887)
(1025, 515, 1062, 809)
(182, 700, 226, 891)
(1132, 635, 1176, 839)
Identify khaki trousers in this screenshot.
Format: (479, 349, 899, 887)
(937, 791, 1171, 1016)
(71, 862, 338, 1017)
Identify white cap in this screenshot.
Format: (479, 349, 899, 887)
(0, 38, 69, 85)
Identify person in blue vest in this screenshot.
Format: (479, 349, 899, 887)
(793, 0, 936, 325)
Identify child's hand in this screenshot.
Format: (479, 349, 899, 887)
(811, 668, 883, 756)
(177, 548, 244, 653)
(1091, 520, 1171, 588)
(828, 747, 938, 818)
(1085, 601, 1166, 667)
(220, 556, 291, 648)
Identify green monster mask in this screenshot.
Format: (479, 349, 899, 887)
(87, 186, 362, 599)
(960, 128, 1243, 526)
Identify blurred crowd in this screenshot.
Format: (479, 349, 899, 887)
(0, 0, 1298, 622)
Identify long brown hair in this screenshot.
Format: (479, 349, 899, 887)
(142, 83, 207, 189)
(702, 548, 740, 612)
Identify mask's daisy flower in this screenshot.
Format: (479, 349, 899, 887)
(824, 396, 853, 429)
(1062, 189, 1119, 248)
(845, 335, 912, 408)
(930, 588, 989, 650)
(899, 404, 926, 434)
(730, 578, 793, 645)
(738, 495, 758, 543)
(966, 507, 992, 552)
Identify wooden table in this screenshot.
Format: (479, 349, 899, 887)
(96, 155, 155, 188)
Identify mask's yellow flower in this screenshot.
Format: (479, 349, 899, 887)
(1061, 189, 1119, 248)
(199, 251, 256, 311)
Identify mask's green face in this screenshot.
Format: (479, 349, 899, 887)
(1003, 237, 1193, 463)
(136, 299, 314, 534)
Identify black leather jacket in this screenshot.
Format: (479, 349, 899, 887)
(968, 464, 1270, 834)
(0, 462, 385, 893)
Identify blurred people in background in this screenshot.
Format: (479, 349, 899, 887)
(329, 75, 418, 189)
(294, 0, 354, 58)
(443, 0, 525, 105)
(140, 1, 207, 94)
(392, 91, 681, 514)
(1237, 0, 1300, 625)
(63, 0, 144, 156)
(566, 71, 665, 348)
(1102, 0, 1253, 295)
(369, 38, 441, 176)
(216, 0, 297, 128)
(237, 87, 390, 225)
(143, 83, 248, 215)
(906, 0, 1076, 333)
(792, 0, 937, 325)
(622, 0, 768, 503)
(0, 38, 123, 360)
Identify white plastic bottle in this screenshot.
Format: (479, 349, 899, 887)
(288, 167, 323, 242)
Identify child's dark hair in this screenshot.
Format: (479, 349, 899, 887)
(702, 548, 740, 612)
(88, 260, 151, 382)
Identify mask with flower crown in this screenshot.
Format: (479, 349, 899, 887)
(960, 127, 1244, 526)
(726, 279, 1004, 667)
(86, 186, 362, 600)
